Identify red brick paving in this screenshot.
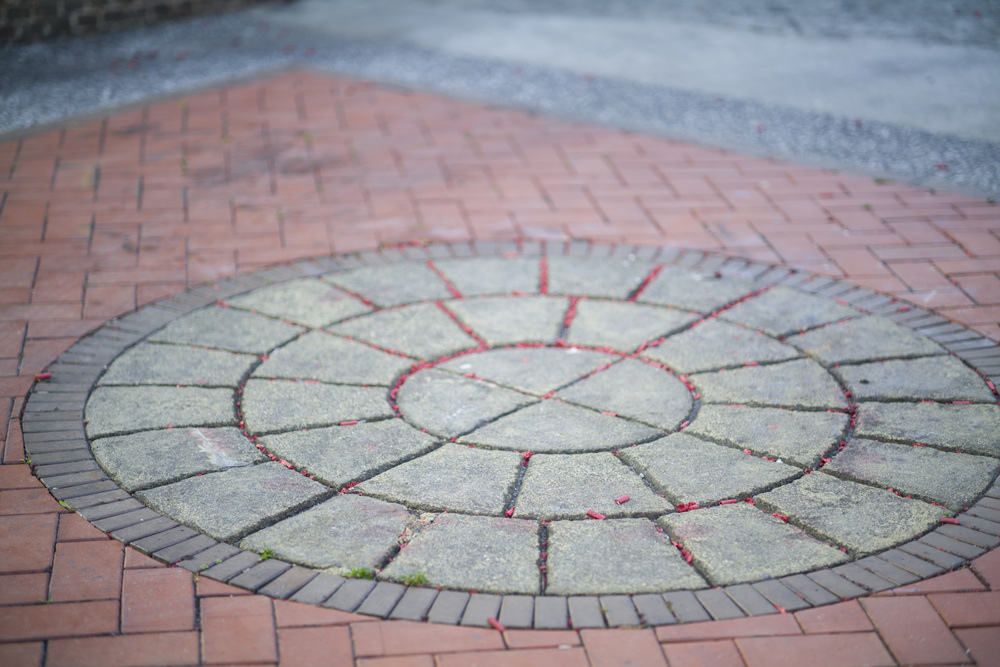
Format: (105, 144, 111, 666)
(1, 69, 998, 664)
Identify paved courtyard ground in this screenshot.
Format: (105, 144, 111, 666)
(2, 66, 1000, 665)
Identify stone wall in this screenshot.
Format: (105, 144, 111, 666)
(1, 0, 277, 43)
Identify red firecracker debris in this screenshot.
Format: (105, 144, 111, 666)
(615, 495, 631, 505)
(940, 517, 960, 524)
(487, 617, 506, 632)
(34, 372, 51, 381)
(586, 510, 606, 520)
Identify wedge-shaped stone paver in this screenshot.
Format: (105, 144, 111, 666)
(659, 504, 849, 586)
(327, 303, 480, 360)
(833, 356, 996, 403)
(854, 402, 1000, 457)
(554, 358, 692, 430)
(618, 433, 800, 505)
(356, 444, 521, 515)
(148, 306, 305, 354)
(566, 300, 697, 352)
(824, 438, 998, 510)
(638, 267, 757, 313)
(786, 316, 945, 366)
(137, 462, 331, 542)
(684, 405, 848, 468)
(257, 420, 440, 489)
(323, 262, 453, 307)
(546, 256, 655, 298)
(433, 257, 540, 296)
(396, 368, 536, 438)
(254, 331, 413, 385)
(240, 495, 409, 571)
(92, 427, 266, 492)
(463, 400, 663, 453)
(755, 472, 949, 555)
(98, 343, 257, 387)
(241, 379, 392, 434)
(513, 453, 674, 520)
(226, 277, 372, 327)
(439, 346, 614, 395)
(719, 285, 861, 337)
(380, 513, 540, 594)
(445, 296, 568, 346)
(642, 319, 799, 374)
(85, 386, 236, 438)
(691, 358, 848, 409)
(546, 519, 707, 595)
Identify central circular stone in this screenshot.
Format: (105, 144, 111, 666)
(396, 346, 694, 451)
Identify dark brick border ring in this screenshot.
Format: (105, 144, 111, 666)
(21, 240, 1000, 629)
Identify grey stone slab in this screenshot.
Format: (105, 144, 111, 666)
(918, 532, 985, 559)
(805, 570, 868, 599)
(719, 285, 862, 337)
(328, 302, 480, 360)
(137, 462, 332, 542)
(148, 306, 305, 354)
(831, 563, 896, 593)
(638, 267, 758, 313)
(786, 315, 946, 366)
(240, 495, 409, 572)
(833, 357, 996, 403)
(156, 534, 221, 565)
(445, 296, 568, 346)
(357, 443, 522, 515)
(755, 472, 949, 555)
(663, 591, 711, 623)
(779, 574, 840, 605)
(853, 402, 1000, 457)
(618, 433, 801, 506)
(440, 346, 614, 395)
(289, 572, 345, 605)
(52, 481, 122, 502)
(642, 319, 800, 374)
(464, 400, 662, 454)
(98, 343, 257, 387)
(428, 590, 471, 625)
(258, 420, 439, 489)
(241, 379, 392, 434)
(174, 543, 242, 573)
(568, 596, 606, 628)
(92, 427, 266, 492)
(389, 586, 439, 621)
(433, 257, 541, 296)
(74, 497, 145, 522)
(877, 549, 944, 578)
(938, 523, 1000, 549)
(228, 559, 292, 592)
(325, 578, 376, 612)
(750, 580, 811, 612)
(546, 519, 706, 595)
(694, 589, 745, 620)
(632, 594, 677, 625)
(601, 596, 641, 627)
(958, 514, 1000, 537)
(566, 300, 697, 352)
(492, 596, 531, 629)
(684, 405, 849, 468)
(897, 541, 966, 570)
(396, 368, 536, 438)
(254, 331, 413, 385)
(555, 358, 692, 430)
(855, 556, 920, 585)
(258, 565, 317, 600)
(460, 593, 503, 627)
(514, 452, 674, 520)
(226, 277, 372, 328)
(724, 583, 779, 616)
(200, 551, 261, 583)
(43, 470, 108, 489)
(356, 582, 407, 617)
(85, 386, 237, 438)
(322, 262, 454, 307)
(546, 256, 656, 298)
(34, 460, 99, 478)
(381, 514, 541, 595)
(691, 358, 849, 410)
(132, 526, 201, 554)
(533, 596, 569, 629)
(659, 504, 848, 586)
(92, 508, 161, 533)
(111, 515, 179, 542)
(824, 438, 999, 510)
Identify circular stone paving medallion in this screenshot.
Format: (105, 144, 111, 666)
(24, 241, 1000, 626)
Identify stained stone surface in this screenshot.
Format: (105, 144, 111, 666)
(853, 402, 1000, 456)
(786, 316, 946, 366)
(227, 277, 372, 327)
(239, 495, 410, 571)
(380, 513, 541, 594)
(683, 405, 849, 468)
(78, 248, 999, 602)
(137, 462, 331, 542)
(98, 343, 257, 387)
(823, 438, 998, 510)
(719, 285, 861, 337)
(641, 319, 800, 374)
(659, 504, 850, 586)
(691, 358, 849, 409)
(546, 519, 707, 595)
(91, 427, 266, 491)
(254, 331, 413, 385)
(756, 473, 950, 555)
(618, 433, 801, 505)
(513, 453, 674, 520)
(148, 306, 305, 353)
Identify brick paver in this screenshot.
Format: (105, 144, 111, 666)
(1, 69, 998, 664)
